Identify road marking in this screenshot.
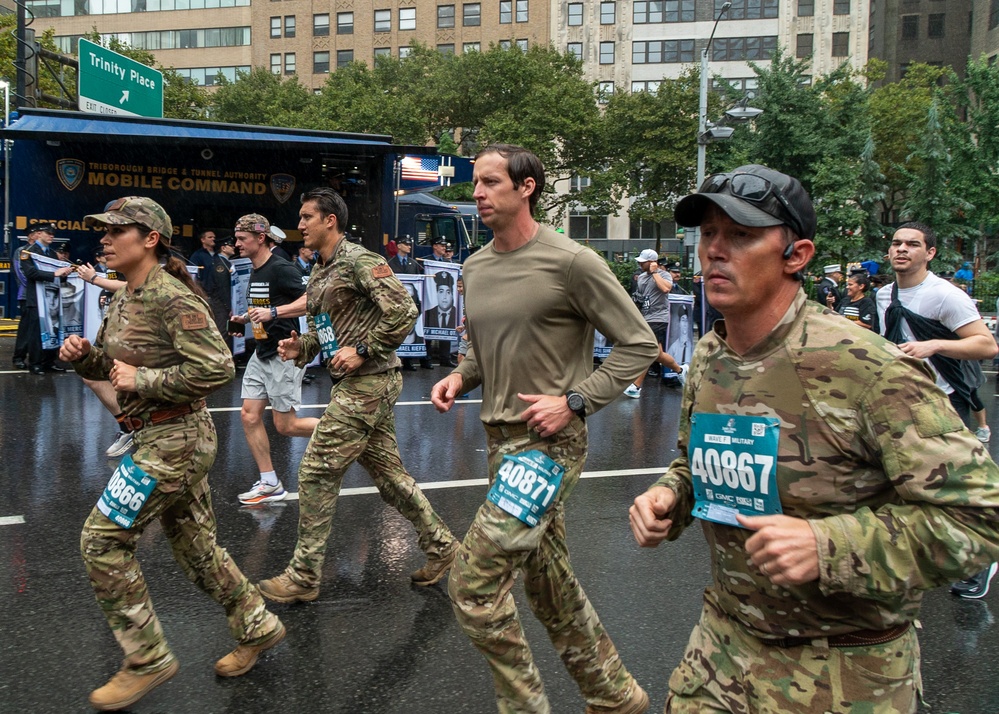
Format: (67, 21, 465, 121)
(208, 399, 481, 413)
(0, 515, 25, 525)
(279, 466, 665, 501)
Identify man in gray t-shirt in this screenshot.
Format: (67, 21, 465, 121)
(633, 249, 673, 383)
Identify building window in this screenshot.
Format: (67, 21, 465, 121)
(313, 13, 329, 36)
(600, 41, 614, 64)
(797, 0, 814, 16)
(515, 38, 528, 50)
(567, 2, 582, 26)
(831, 31, 849, 56)
(712, 36, 778, 61)
(463, 41, 480, 52)
(991, 0, 999, 30)
(270, 53, 281, 74)
(928, 13, 944, 38)
(597, 81, 614, 102)
(270, 16, 281, 38)
(337, 49, 353, 67)
(569, 212, 607, 241)
(516, 0, 528, 22)
(438, 5, 455, 28)
(570, 175, 591, 192)
(633, 39, 695, 64)
(500, 0, 511, 23)
(438, 43, 455, 54)
(796, 33, 812, 58)
(634, 0, 694, 23)
(833, 0, 849, 14)
(600, 1, 615, 24)
(375, 9, 391, 32)
(723, 0, 777, 20)
(284, 52, 296, 75)
(284, 15, 295, 38)
(902, 15, 918, 40)
(631, 80, 660, 93)
(337, 12, 353, 34)
(499, 39, 512, 49)
(400, 7, 416, 29)
(374, 47, 392, 59)
(399, 46, 413, 57)
(568, 41, 582, 60)
(313, 51, 329, 73)
(463, 3, 480, 26)
(713, 76, 760, 98)
(175, 65, 251, 86)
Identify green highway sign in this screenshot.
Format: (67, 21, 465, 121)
(78, 39, 163, 118)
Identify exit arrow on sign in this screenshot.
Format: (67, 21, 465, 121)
(78, 38, 163, 118)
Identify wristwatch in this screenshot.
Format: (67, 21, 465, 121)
(565, 390, 586, 419)
(354, 342, 369, 359)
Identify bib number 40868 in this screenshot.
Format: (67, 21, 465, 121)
(690, 447, 774, 495)
(497, 459, 557, 508)
(106, 471, 148, 512)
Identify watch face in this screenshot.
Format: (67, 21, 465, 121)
(356, 343, 368, 357)
(568, 394, 584, 411)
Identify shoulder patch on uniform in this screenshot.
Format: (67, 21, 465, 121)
(371, 264, 392, 279)
(180, 313, 209, 330)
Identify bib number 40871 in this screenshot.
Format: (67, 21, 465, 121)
(496, 458, 557, 508)
(690, 447, 774, 495)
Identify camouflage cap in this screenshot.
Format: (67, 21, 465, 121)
(235, 213, 273, 238)
(84, 197, 173, 238)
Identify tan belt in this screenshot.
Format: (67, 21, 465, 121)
(762, 622, 911, 649)
(121, 399, 206, 432)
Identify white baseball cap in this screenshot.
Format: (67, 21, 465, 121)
(636, 249, 659, 263)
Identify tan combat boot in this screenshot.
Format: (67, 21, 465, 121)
(585, 684, 650, 714)
(88, 658, 179, 711)
(410, 541, 460, 586)
(215, 621, 287, 677)
(257, 571, 319, 603)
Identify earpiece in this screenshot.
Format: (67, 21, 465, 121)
(783, 241, 795, 260)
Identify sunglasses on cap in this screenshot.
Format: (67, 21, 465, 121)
(699, 172, 807, 240)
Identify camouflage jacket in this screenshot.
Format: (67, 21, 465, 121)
(73, 264, 235, 415)
(656, 289, 999, 639)
(297, 238, 416, 378)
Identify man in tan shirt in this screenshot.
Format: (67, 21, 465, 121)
(431, 144, 658, 714)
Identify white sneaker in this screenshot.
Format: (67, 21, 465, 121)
(677, 364, 689, 387)
(976, 426, 991, 443)
(106, 431, 134, 458)
(238, 480, 288, 505)
(623, 384, 641, 399)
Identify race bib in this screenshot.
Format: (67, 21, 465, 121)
(487, 450, 564, 527)
(689, 413, 782, 527)
(96, 455, 157, 529)
(315, 312, 339, 361)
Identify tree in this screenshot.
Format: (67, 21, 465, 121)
(209, 67, 312, 127)
(594, 69, 700, 251)
(0, 15, 77, 111)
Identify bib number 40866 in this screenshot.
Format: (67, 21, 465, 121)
(497, 459, 557, 508)
(690, 447, 774, 495)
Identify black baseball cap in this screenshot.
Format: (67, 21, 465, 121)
(674, 164, 816, 241)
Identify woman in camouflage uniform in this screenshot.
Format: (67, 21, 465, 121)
(59, 197, 284, 711)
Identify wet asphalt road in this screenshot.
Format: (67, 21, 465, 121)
(1, 341, 997, 714)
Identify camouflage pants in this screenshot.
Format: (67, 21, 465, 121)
(81, 410, 278, 674)
(287, 370, 455, 587)
(666, 597, 921, 713)
(448, 419, 638, 714)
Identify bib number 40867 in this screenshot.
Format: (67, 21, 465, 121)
(497, 458, 557, 508)
(690, 447, 774, 495)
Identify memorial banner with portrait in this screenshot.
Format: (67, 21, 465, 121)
(397, 273, 428, 357)
(664, 294, 696, 376)
(422, 259, 462, 342)
(30, 252, 84, 348)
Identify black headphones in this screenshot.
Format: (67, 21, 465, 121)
(783, 241, 795, 260)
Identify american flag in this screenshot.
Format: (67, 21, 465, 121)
(401, 155, 440, 183)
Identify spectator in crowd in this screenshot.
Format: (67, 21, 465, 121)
(955, 261, 974, 294)
(877, 221, 999, 600)
(816, 263, 843, 311)
(20, 222, 73, 374)
(838, 272, 878, 331)
(189, 229, 217, 292)
(631, 164, 999, 712)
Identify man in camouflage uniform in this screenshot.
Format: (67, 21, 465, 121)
(629, 165, 999, 713)
(432, 145, 658, 714)
(257, 187, 457, 603)
(62, 197, 284, 711)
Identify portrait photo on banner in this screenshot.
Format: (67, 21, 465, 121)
(421, 259, 461, 342)
(665, 293, 696, 373)
(398, 273, 427, 357)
